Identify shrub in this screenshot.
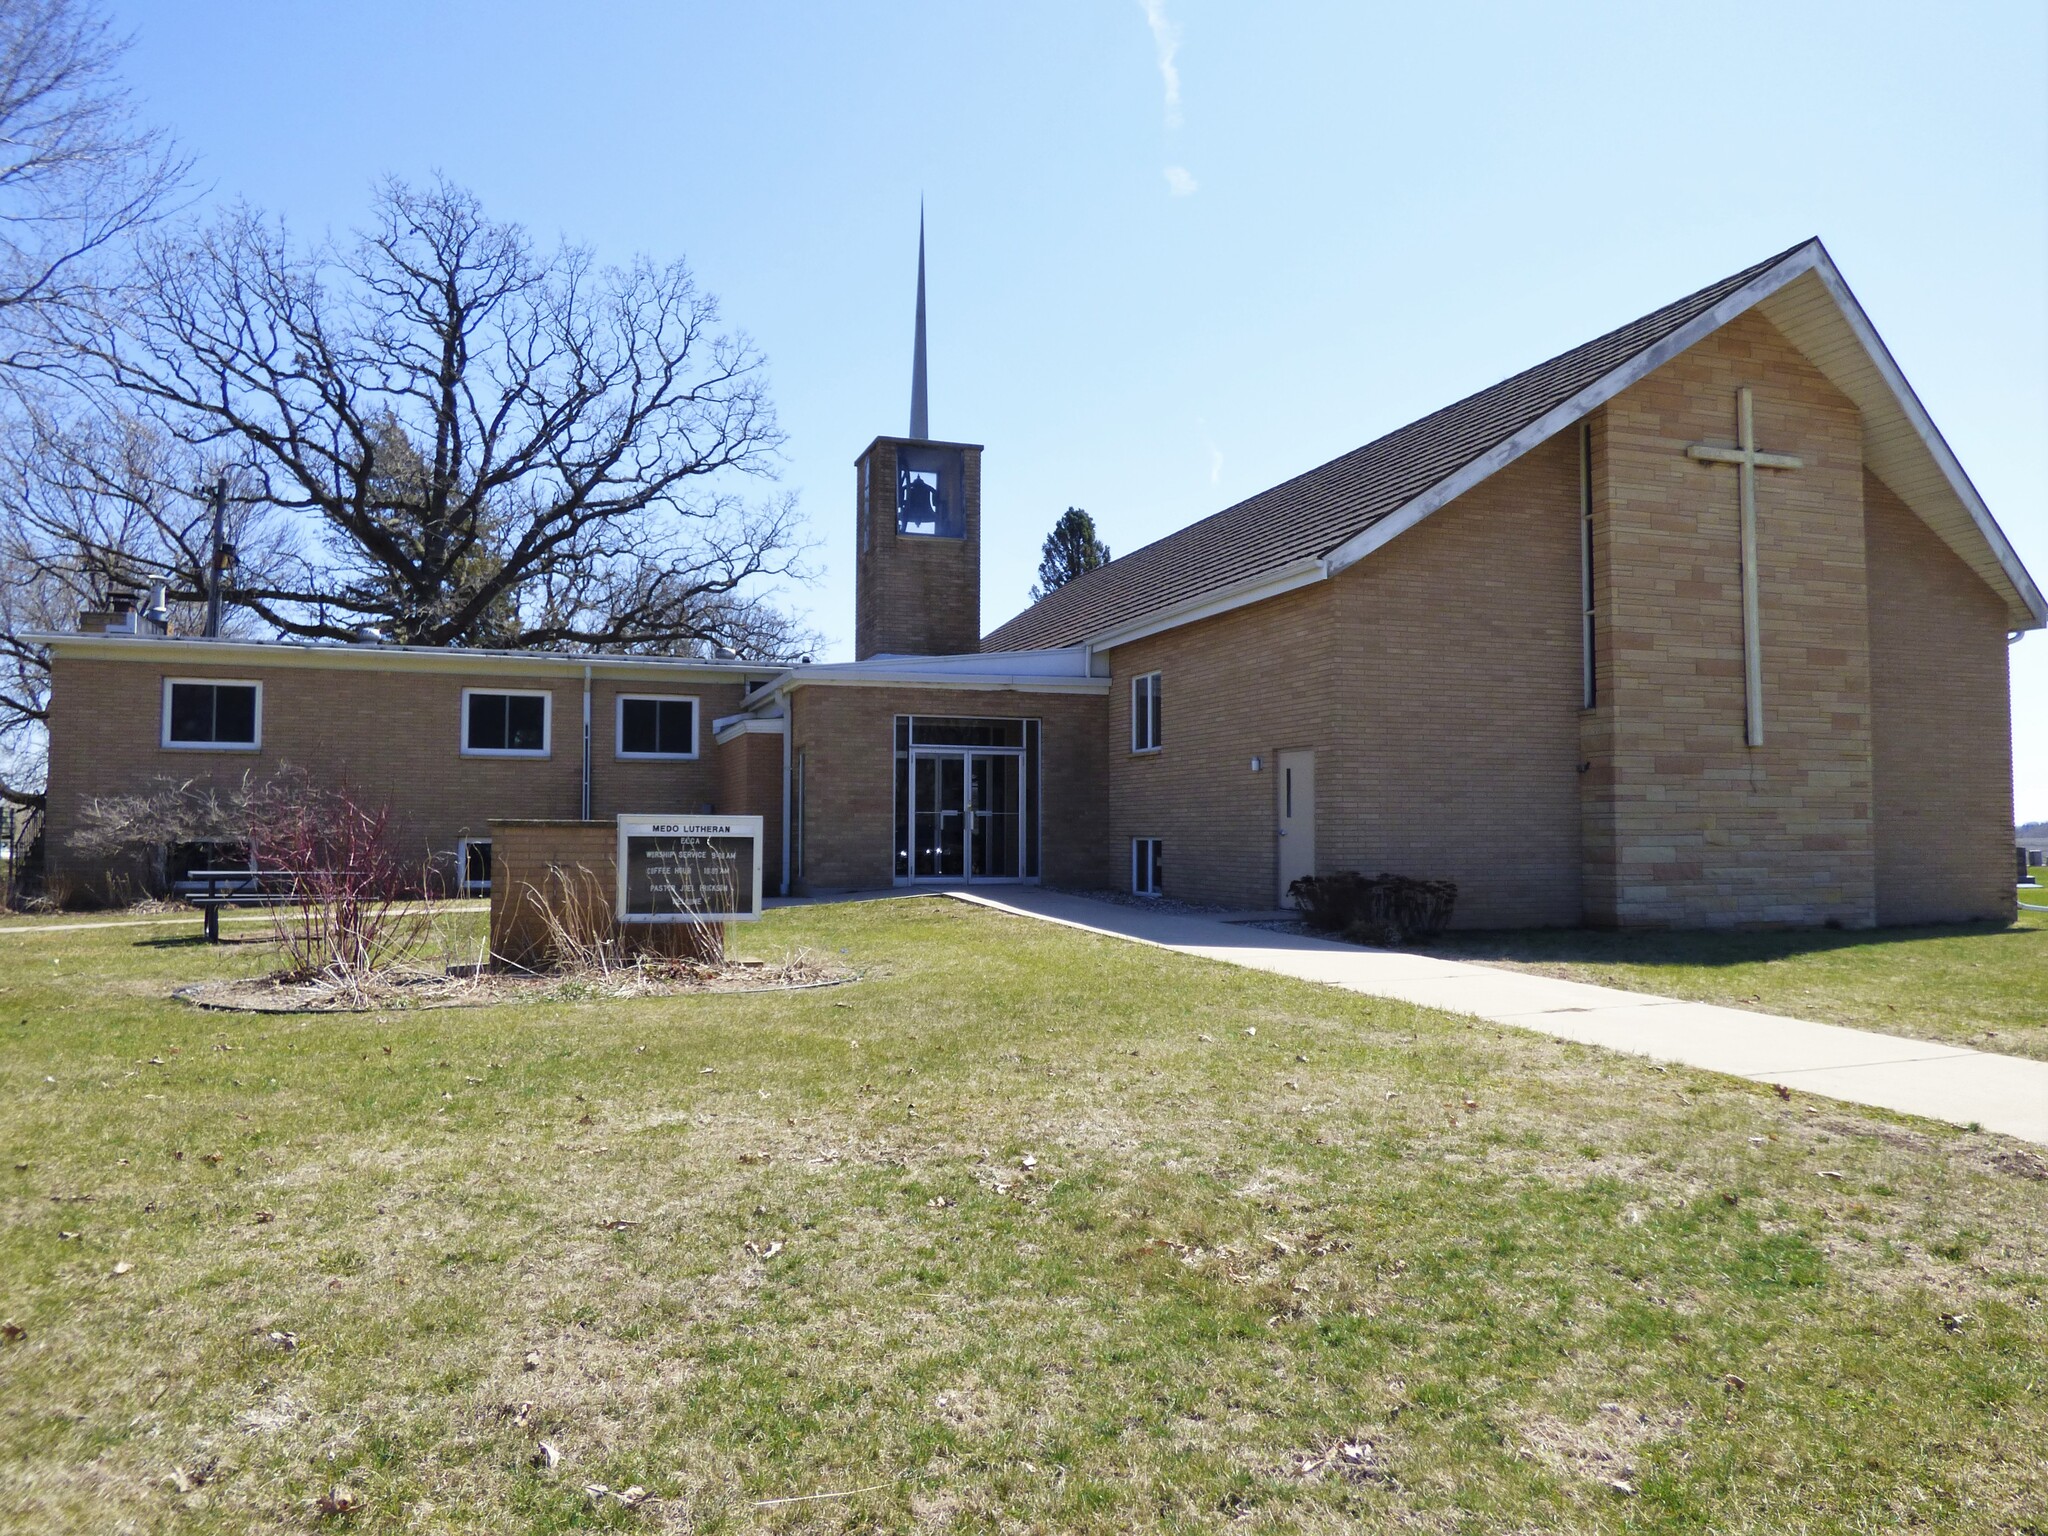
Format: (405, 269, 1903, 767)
(1287, 871, 1458, 946)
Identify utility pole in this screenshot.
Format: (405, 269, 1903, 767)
(204, 476, 228, 638)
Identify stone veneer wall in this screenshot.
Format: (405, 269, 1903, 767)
(788, 685, 1109, 893)
(1583, 308, 1875, 927)
(1864, 474, 2016, 924)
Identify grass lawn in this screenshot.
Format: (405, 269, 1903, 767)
(1433, 907, 2048, 1064)
(2, 898, 2046, 1533)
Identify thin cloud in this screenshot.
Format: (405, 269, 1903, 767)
(1164, 165, 1198, 197)
(1136, 0, 1182, 128)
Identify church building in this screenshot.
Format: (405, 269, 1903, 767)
(36, 236, 2042, 928)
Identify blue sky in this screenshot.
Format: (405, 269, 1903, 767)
(110, 0, 2048, 818)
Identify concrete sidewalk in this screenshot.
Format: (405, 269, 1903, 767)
(948, 886, 2048, 1148)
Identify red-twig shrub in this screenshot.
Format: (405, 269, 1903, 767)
(246, 782, 432, 994)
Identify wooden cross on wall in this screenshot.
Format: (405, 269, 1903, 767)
(1687, 386, 1801, 747)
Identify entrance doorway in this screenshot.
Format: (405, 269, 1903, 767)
(909, 749, 1026, 881)
(1276, 748, 1316, 906)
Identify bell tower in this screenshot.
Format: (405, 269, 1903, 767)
(854, 210, 983, 659)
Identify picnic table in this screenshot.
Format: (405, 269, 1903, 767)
(181, 869, 328, 942)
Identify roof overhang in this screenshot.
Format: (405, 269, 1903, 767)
(1082, 556, 1329, 652)
(29, 632, 769, 682)
(1064, 241, 2042, 648)
(1320, 242, 2043, 631)
(743, 646, 1109, 706)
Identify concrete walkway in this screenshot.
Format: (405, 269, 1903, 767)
(948, 887, 2048, 1148)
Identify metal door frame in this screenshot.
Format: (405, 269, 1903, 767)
(908, 747, 1027, 883)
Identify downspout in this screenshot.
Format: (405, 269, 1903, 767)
(780, 698, 793, 897)
(580, 666, 592, 821)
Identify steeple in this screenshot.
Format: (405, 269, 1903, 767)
(909, 205, 929, 441)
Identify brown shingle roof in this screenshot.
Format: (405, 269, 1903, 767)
(984, 240, 1817, 651)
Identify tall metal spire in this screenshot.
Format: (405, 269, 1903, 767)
(909, 203, 929, 440)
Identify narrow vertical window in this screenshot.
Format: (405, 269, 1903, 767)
(1132, 837, 1163, 896)
(1131, 672, 1162, 753)
(1580, 420, 1596, 709)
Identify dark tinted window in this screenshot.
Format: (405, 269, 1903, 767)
(619, 698, 694, 757)
(507, 695, 546, 751)
(466, 692, 546, 753)
(166, 682, 258, 745)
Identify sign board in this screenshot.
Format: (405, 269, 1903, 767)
(616, 814, 764, 923)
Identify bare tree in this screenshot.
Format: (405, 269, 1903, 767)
(0, 404, 271, 805)
(53, 176, 814, 653)
(0, 0, 185, 366)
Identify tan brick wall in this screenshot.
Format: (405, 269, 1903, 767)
(486, 819, 722, 969)
(715, 728, 785, 891)
(1586, 309, 1876, 927)
(44, 653, 750, 894)
(853, 439, 983, 659)
(1864, 474, 2016, 924)
(788, 685, 1108, 892)
(488, 820, 616, 969)
(1106, 430, 1585, 925)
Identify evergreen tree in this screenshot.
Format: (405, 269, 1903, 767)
(1030, 507, 1110, 603)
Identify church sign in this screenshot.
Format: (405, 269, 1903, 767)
(616, 814, 764, 924)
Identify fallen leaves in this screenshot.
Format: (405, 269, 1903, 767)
(583, 1483, 649, 1507)
(110, 1260, 132, 1276)
(265, 1330, 299, 1352)
(522, 1351, 542, 1372)
(316, 1484, 359, 1515)
(532, 1440, 560, 1471)
(744, 1239, 784, 1260)
(1940, 1312, 1968, 1334)
(1, 1321, 23, 1343)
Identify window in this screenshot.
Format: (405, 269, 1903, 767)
(462, 689, 550, 756)
(459, 838, 492, 895)
(162, 679, 261, 750)
(616, 695, 698, 759)
(1132, 838, 1164, 897)
(1131, 672, 1162, 753)
(1580, 420, 1596, 708)
(895, 444, 964, 537)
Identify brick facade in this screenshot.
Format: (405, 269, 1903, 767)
(788, 684, 1109, 892)
(1586, 309, 1875, 927)
(43, 650, 753, 898)
(1864, 474, 2015, 924)
(853, 438, 983, 659)
(486, 819, 723, 968)
(1106, 432, 1584, 926)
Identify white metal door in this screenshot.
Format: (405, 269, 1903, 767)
(1277, 749, 1316, 906)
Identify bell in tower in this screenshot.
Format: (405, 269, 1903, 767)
(854, 208, 983, 660)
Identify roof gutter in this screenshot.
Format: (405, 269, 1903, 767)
(1081, 556, 1329, 652)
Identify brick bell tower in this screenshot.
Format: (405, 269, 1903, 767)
(854, 209, 982, 660)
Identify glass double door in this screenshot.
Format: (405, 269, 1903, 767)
(909, 750, 1024, 880)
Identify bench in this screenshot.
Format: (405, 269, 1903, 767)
(183, 869, 330, 943)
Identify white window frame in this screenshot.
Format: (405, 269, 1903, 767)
(614, 693, 700, 761)
(1131, 672, 1162, 754)
(160, 677, 263, 752)
(1132, 837, 1163, 897)
(457, 836, 492, 896)
(460, 687, 552, 758)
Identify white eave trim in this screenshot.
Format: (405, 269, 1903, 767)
(1802, 259, 2047, 629)
(1313, 241, 2044, 630)
(29, 632, 770, 681)
(762, 672, 1112, 701)
(1082, 556, 1329, 651)
(712, 712, 786, 745)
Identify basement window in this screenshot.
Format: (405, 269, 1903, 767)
(458, 838, 492, 895)
(162, 679, 261, 750)
(616, 695, 698, 759)
(1131, 672, 1162, 754)
(1132, 837, 1164, 897)
(463, 689, 550, 756)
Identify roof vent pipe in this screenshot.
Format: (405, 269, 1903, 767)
(143, 581, 170, 634)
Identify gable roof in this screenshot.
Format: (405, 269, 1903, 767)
(985, 239, 2044, 650)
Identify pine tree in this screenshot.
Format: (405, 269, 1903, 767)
(1030, 507, 1110, 603)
